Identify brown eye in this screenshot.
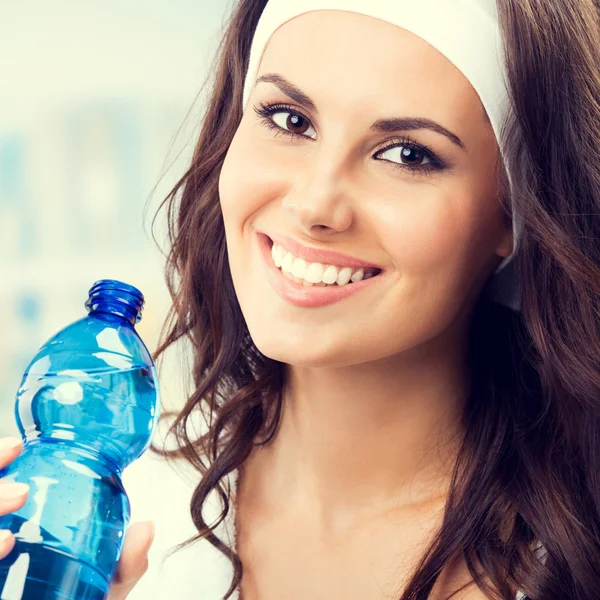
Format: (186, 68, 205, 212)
(288, 113, 309, 134)
(400, 146, 426, 165)
(271, 110, 317, 139)
(378, 142, 433, 168)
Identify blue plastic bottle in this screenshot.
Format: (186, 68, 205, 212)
(0, 280, 161, 600)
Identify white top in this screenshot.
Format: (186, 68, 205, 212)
(122, 450, 537, 600)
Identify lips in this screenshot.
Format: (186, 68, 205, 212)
(260, 231, 384, 272)
(257, 232, 384, 308)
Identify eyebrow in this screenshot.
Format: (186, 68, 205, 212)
(255, 73, 467, 152)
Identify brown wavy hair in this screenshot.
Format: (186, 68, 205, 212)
(148, 0, 600, 598)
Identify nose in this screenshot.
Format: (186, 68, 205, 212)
(280, 151, 356, 236)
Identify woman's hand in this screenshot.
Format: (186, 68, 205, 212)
(107, 520, 155, 600)
(0, 436, 154, 600)
(0, 437, 30, 560)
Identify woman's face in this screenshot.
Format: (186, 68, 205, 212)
(218, 10, 513, 367)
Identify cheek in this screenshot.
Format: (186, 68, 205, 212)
(219, 122, 288, 229)
(219, 133, 253, 226)
(375, 186, 471, 275)
(374, 180, 496, 314)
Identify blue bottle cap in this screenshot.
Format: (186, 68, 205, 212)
(85, 279, 145, 325)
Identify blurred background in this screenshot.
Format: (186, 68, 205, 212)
(0, 4, 251, 597)
(0, 0, 232, 436)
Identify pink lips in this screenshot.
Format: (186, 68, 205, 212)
(257, 233, 384, 308)
(265, 231, 383, 271)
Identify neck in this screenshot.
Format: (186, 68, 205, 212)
(244, 326, 472, 532)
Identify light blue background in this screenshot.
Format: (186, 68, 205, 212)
(0, 0, 232, 436)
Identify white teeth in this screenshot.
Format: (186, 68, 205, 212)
(322, 265, 338, 285)
(350, 268, 364, 283)
(281, 251, 294, 273)
(271, 242, 378, 287)
(305, 262, 325, 284)
(272, 244, 283, 268)
(291, 258, 308, 279)
(336, 267, 353, 286)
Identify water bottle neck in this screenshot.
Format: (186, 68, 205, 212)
(88, 306, 137, 328)
(85, 280, 144, 326)
(23, 437, 124, 475)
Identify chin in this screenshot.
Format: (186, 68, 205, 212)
(245, 321, 384, 369)
(246, 325, 330, 366)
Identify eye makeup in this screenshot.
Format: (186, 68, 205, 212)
(253, 100, 448, 178)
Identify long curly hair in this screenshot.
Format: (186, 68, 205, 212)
(148, 0, 600, 598)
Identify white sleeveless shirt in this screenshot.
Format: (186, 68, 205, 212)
(122, 450, 537, 599)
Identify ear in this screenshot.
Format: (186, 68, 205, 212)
(495, 220, 514, 259)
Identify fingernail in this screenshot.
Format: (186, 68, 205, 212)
(1, 483, 29, 498)
(0, 438, 22, 452)
(0, 530, 12, 545)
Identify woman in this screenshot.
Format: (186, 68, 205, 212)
(2, 0, 600, 598)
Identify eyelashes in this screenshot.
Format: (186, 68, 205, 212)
(252, 101, 446, 177)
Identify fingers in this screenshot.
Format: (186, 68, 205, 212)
(0, 438, 26, 560)
(0, 437, 28, 516)
(108, 521, 155, 600)
(0, 483, 29, 515)
(0, 529, 16, 560)
(0, 437, 23, 471)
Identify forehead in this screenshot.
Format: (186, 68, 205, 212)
(256, 9, 487, 127)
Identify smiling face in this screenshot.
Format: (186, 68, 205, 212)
(218, 10, 513, 368)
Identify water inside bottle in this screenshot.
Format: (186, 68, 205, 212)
(15, 363, 158, 468)
(0, 533, 107, 600)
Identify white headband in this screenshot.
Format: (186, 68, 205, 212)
(242, 0, 523, 311)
